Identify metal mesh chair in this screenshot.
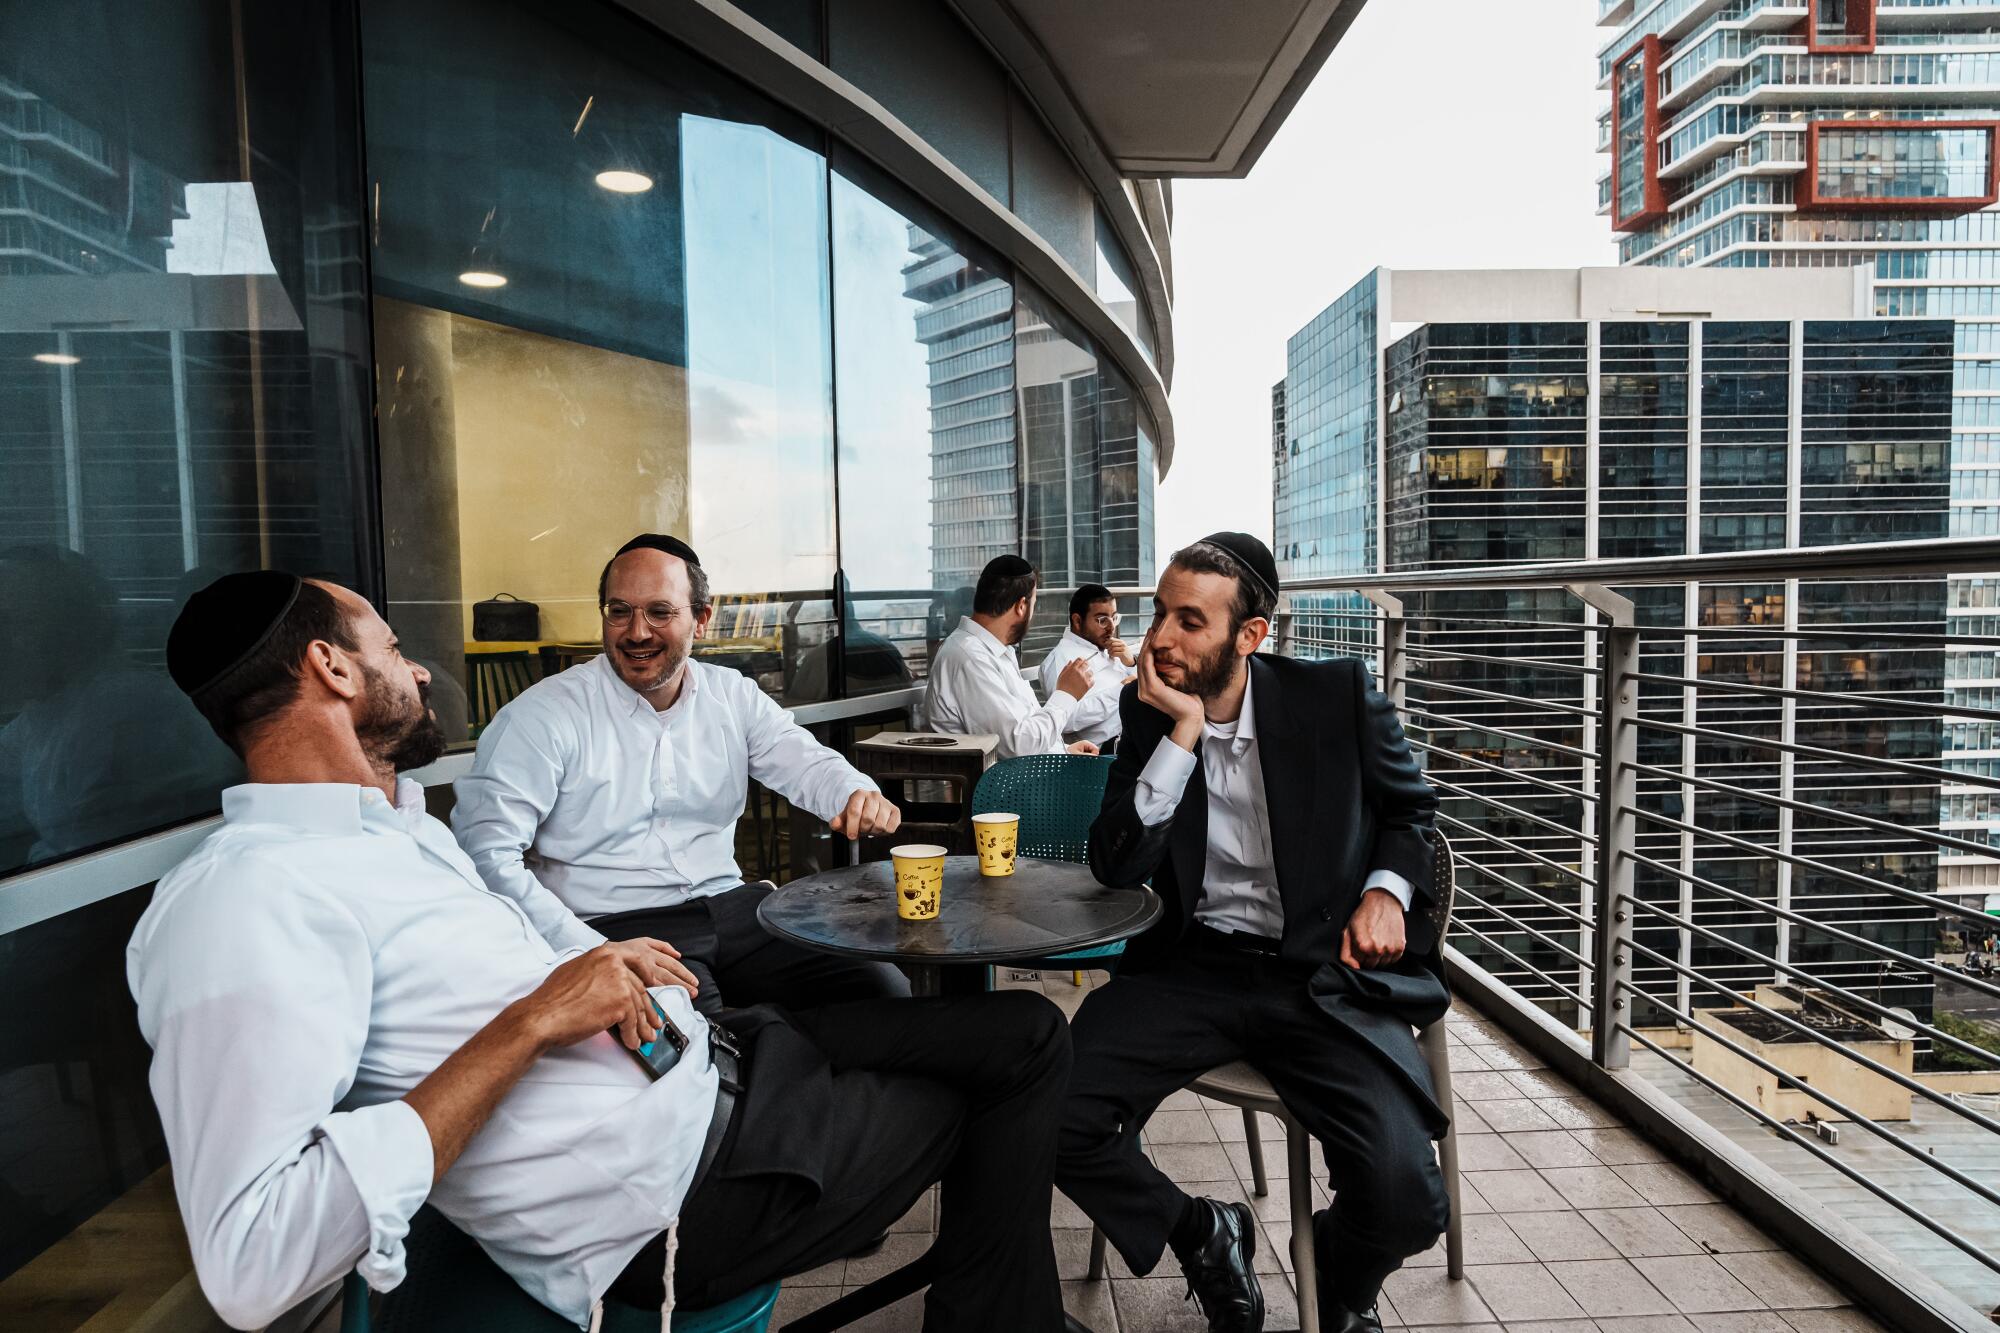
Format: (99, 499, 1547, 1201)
(971, 753, 1120, 984)
(1084, 833, 1465, 1332)
(340, 1206, 779, 1332)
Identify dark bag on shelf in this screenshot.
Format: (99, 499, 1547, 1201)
(472, 593, 539, 641)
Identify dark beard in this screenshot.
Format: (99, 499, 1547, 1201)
(358, 665, 449, 772)
(1175, 639, 1241, 701)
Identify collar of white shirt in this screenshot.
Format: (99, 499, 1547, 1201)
(220, 776, 427, 833)
(589, 644, 701, 722)
(958, 614, 1018, 661)
(1057, 628, 1104, 666)
(1202, 667, 1257, 760)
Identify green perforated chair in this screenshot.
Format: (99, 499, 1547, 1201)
(971, 753, 1121, 986)
(339, 1206, 779, 1333)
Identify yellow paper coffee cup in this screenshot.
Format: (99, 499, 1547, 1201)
(890, 843, 947, 920)
(972, 812, 1021, 877)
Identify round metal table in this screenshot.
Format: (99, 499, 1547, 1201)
(757, 855, 1161, 995)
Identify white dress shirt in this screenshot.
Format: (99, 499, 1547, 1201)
(924, 616, 1078, 759)
(127, 779, 717, 1331)
(1037, 629, 1138, 748)
(453, 654, 878, 951)
(1131, 671, 1414, 937)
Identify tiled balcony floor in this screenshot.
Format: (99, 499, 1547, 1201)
(769, 970, 1892, 1333)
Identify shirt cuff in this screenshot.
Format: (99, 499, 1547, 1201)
(1363, 869, 1416, 912)
(1044, 690, 1080, 722)
(316, 1099, 435, 1293)
(1133, 737, 1197, 826)
(552, 914, 608, 955)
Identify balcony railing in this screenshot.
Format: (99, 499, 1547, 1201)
(1256, 535, 2000, 1330)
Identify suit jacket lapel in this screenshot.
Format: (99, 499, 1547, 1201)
(1169, 735, 1208, 920)
(1252, 656, 1315, 914)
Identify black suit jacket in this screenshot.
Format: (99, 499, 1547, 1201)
(1088, 653, 1451, 1130)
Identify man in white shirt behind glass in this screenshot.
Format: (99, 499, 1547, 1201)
(453, 534, 909, 1015)
(923, 554, 1100, 760)
(1056, 534, 1449, 1333)
(129, 571, 1075, 1331)
(1037, 583, 1138, 754)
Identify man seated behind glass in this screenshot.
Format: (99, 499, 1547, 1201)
(128, 572, 1075, 1331)
(452, 534, 909, 1014)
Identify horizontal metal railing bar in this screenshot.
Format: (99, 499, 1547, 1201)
(1436, 810, 1598, 886)
(1401, 614, 1608, 634)
(1275, 534, 2000, 593)
(1454, 884, 1595, 970)
(1401, 706, 1598, 763)
(1611, 970, 2000, 1207)
(1618, 895, 2000, 1087)
(1452, 856, 1597, 928)
(1632, 714, 2000, 797)
(1623, 803, 2000, 932)
(1622, 849, 2000, 1005)
(1614, 1021, 2000, 1279)
(1404, 646, 1602, 677)
(1453, 919, 1589, 1009)
(1429, 772, 1602, 845)
(1623, 758, 1998, 860)
(1663, 622, 2000, 651)
(1410, 740, 1599, 803)
(1401, 675, 1602, 719)
(1623, 668, 2000, 724)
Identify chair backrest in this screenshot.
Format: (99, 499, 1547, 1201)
(1427, 829, 1456, 944)
(970, 754, 1115, 864)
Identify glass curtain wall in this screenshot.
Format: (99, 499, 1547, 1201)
(0, 0, 374, 1307)
(362, 0, 837, 734)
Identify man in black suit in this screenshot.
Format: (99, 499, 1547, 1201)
(1056, 533, 1449, 1333)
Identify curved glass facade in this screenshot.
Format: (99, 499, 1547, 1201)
(0, 0, 1165, 1315)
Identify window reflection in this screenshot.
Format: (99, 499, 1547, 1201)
(363, 0, 837, 725)
(829, 154, 1014, 696)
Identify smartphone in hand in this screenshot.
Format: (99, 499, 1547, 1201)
(622, 995, 690, 1080)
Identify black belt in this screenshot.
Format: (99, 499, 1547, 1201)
(686, 1022, 746, 1202)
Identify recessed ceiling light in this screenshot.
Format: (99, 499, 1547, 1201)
(595, 169, 654, 194)
(32, 352, 80, 366)
(459, 270, 508, 289)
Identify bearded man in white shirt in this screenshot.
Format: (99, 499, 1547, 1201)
(129, 571, 1078, 1331)
(1056, 534, 1449, 1333)
(923, 554, 1100, 759)
(453, 534, 910, 1015)
(1037, 583, 1138, 754)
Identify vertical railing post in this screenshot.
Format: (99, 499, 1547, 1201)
(1571, 583, 1637, 1071)
(1363, 591, 1407, 711)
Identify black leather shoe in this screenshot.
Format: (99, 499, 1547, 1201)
(1062, 1315, 1096, 1333)
(1325, 1303, 1385, 1333)
(1170, 1197, 1264, 1333)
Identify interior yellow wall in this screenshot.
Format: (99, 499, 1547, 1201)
(444, 311, 691, 641)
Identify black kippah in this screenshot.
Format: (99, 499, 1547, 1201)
(166, 570, 304, 700)
(614, 533, 702, 568)
(981, 553, 1034, 580)
(1197, 531, 1281, 607)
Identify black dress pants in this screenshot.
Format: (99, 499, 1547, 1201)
(608, 990, 1070, 1332)
(593, 881, 910, 1016)
(1055, 936, 1449, 1310)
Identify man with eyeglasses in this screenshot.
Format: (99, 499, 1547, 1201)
(453, 534, 910, 1014)
(1037, 583, 1138, 754)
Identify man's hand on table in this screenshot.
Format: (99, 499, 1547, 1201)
(1338, 888, 1407, 970)
(514, 946, 663, 1052)
(830, 788, 901, 839)
(1066, 740, 1100, 755)
(603, 937, 701, 998)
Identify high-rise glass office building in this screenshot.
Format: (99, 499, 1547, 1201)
(1595, 0, 2000, 902)
(1275, 267, 1953, 1021)
(0, 0, 1370, 1317)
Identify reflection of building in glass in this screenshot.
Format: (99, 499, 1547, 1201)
(1594, 0, 2000, 905)
(906, 223, 1020, 591)
(0, 77, 182, 277)
(1278, 267, 1951, 1023)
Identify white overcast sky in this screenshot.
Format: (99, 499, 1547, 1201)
(1157, 0, 1618, 551)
